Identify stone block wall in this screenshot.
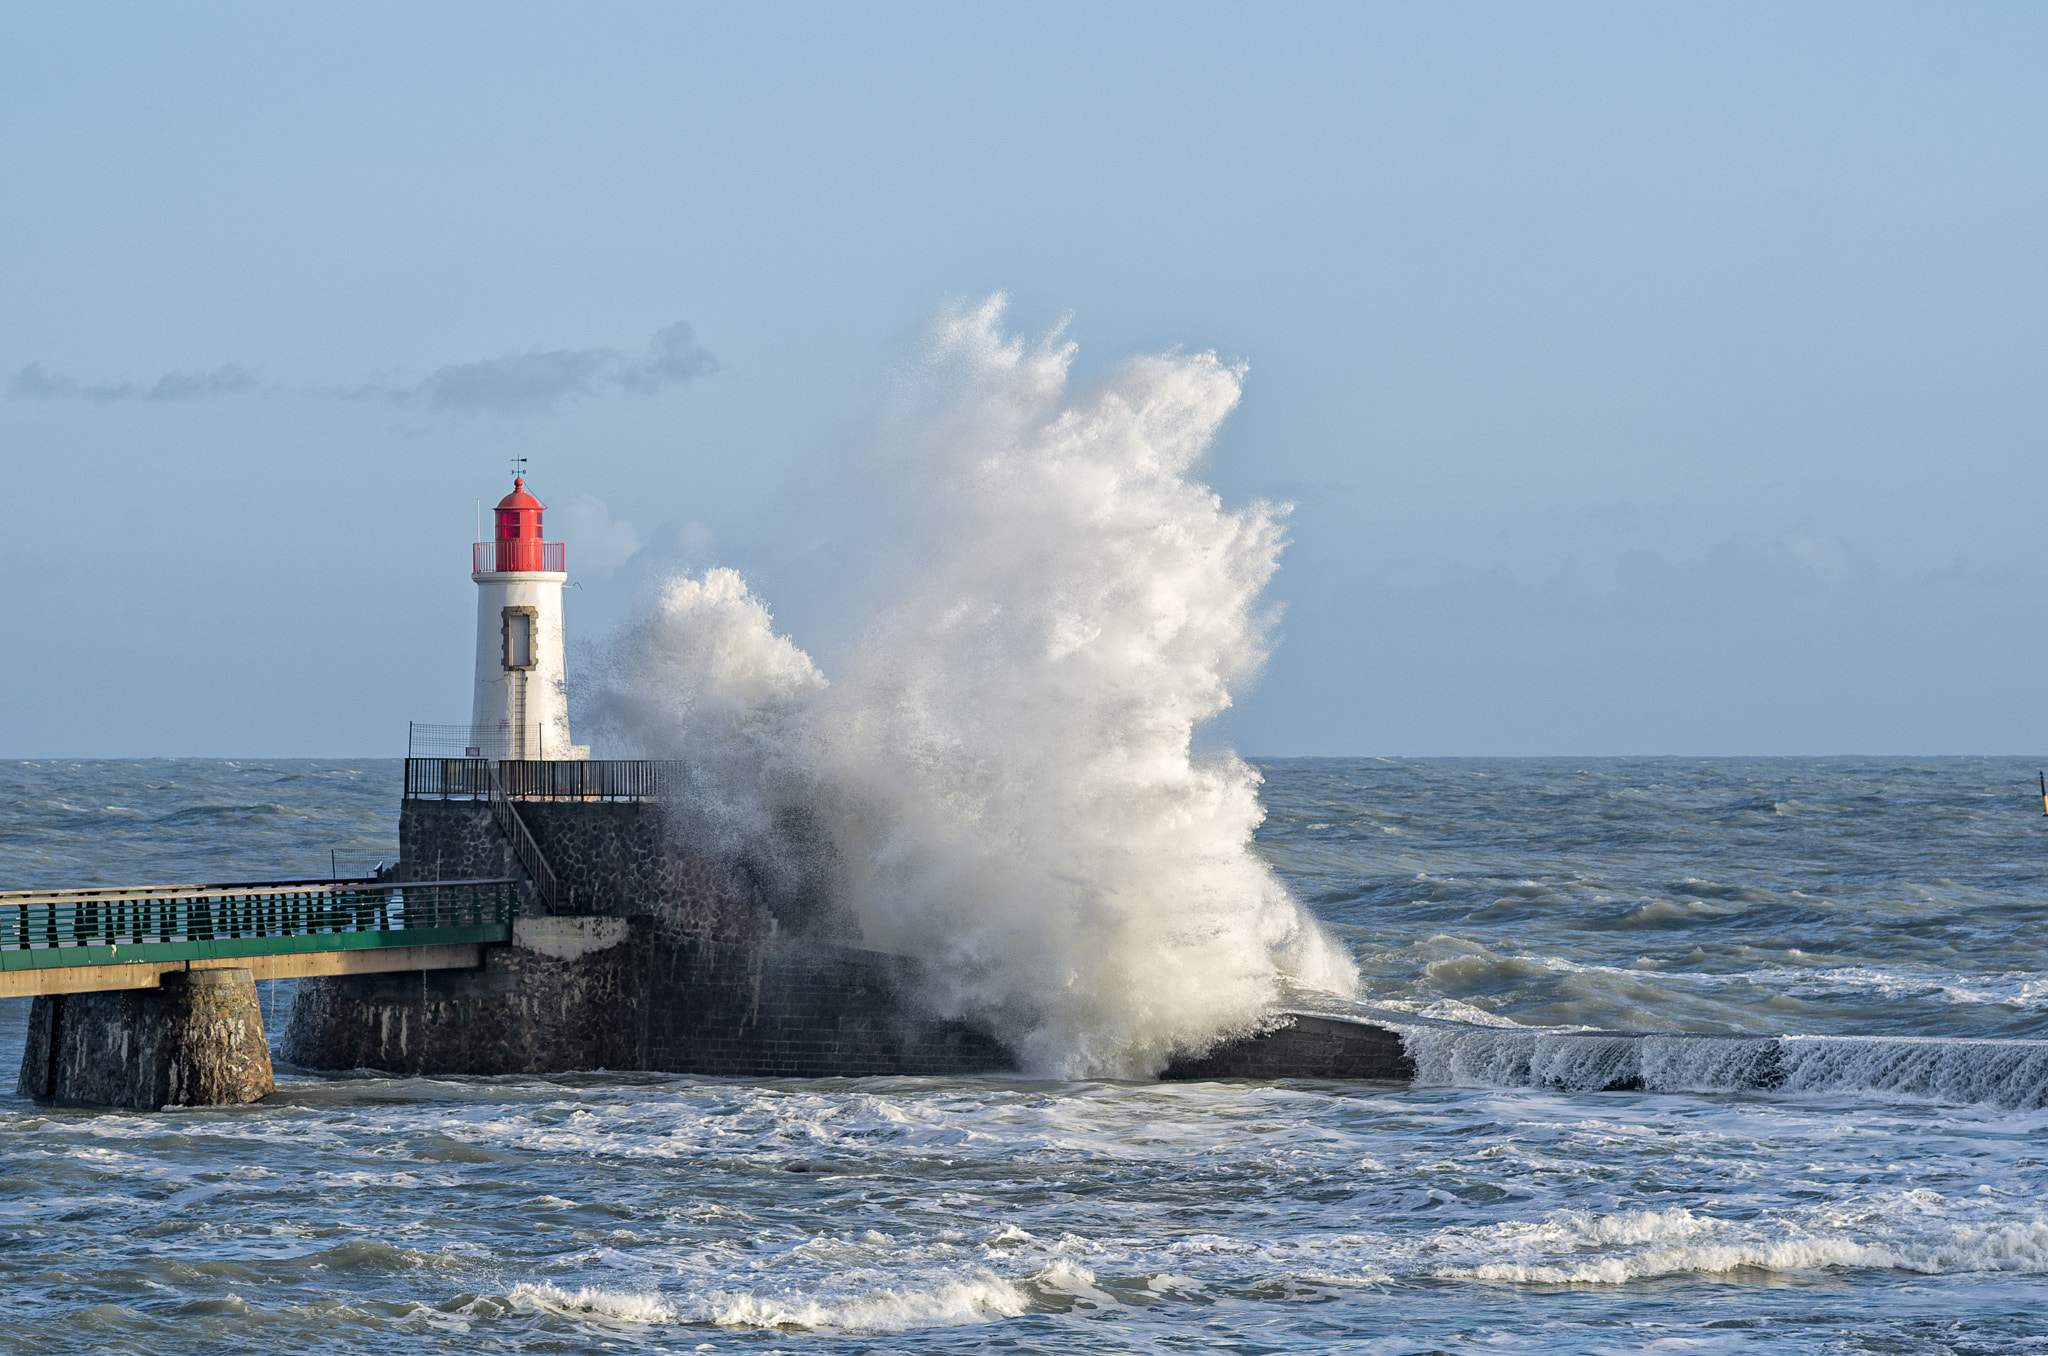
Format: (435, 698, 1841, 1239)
(520, 800, 762, 940)
(398, 798, 765, 940)
(283, 919, 1016, 1078)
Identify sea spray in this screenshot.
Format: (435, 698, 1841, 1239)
(583, 297, 1357, 1076)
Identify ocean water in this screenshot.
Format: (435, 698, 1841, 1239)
(2, 755, 2046, 1354)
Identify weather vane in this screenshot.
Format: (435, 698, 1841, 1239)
(510, 454, 528, 483)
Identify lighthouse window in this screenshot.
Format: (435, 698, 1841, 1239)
(502, 607, 538, 671)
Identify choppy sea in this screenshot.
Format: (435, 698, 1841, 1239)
(2, 756, 2045, 1354)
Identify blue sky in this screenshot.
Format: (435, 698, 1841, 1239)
(3, 2, 2043, 756)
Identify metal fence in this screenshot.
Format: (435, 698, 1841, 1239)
(0, 878, 518, 969)
(497, 759, 683, 801)
(403, 757, 679, 803)
(404, 757, 495, 799)
(407, 722, 545, 760)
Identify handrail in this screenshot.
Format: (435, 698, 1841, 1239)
(405, 757, 495, 799)
(0, 878, 519, 967)
(496, 759, 684, 801)
(1, 877, 389, 903)
(481, 760, 563, 913)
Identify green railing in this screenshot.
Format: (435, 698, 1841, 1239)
(0, 878, 518, 972)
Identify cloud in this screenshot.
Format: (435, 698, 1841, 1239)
(8, 322, 715, 416)
(8, 361, 258, 403)
(418, 348, 616, 416)
(616, 321, 718, 395)
(360, 321, 719, 416)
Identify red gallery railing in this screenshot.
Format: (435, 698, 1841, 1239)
(473, 540, 566, 573)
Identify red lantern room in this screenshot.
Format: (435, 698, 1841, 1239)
(473, 477, 564, 573)
(496, 475, 545, 547)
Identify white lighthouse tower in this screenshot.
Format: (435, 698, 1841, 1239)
(470, 476, 587, 760)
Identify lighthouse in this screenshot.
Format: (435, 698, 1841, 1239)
(470, 476, 588, 760)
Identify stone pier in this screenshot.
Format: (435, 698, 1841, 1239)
(18, 968, 276, 1109)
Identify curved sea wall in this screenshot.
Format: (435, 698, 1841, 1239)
(1398, 1024, 2048, 1110)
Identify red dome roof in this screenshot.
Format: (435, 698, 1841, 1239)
(495, 477, 545, 512)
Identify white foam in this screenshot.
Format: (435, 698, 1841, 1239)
(583, 296, 1356, 1077)
(704, 1273, 1031, 1332)
(1425, 1206, 2048, 1284)
(507, 1281, 676, 1324)
(1365, 996, 1525, 1028)
(1026, 1258, 1117, 1307)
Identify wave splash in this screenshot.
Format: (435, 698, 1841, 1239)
(507, 1282, 676, 1324)
(584, 296, 1356, 1078)
(704, 1273, 1032, 1332)
(1400, 1025, 2048, 1108)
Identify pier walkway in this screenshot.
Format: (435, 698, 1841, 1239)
(0, 878, 517, 998)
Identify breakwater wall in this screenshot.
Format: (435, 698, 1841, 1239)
(1396, 1024, 2048, 1110)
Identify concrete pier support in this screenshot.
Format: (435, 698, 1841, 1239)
(16, 968, 276, 1109)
